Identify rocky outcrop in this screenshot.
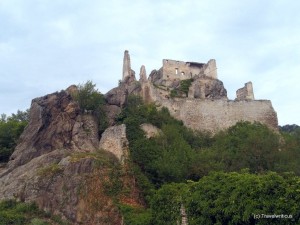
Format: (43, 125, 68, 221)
(0, 87, 139, 224)
(105, 74, 141, 107)
(140, 123, 161, 139)
(8, 89, 101, 170)
(139, 65, 147, 83)
(148, 69, 163, 85)
(0, 149, 124, 224)
(99, 124, 129, 163)
(103, 105, 122, 126)
(188, 75, 227, 99)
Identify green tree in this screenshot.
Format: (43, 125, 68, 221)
(151, 183, 188, 225)
(72, 81, 108, 134)
(185, 171, 300, 225)
(151, 171, 300, 225)
(0, 110, 29, 163)
(197, 122, 280, 174)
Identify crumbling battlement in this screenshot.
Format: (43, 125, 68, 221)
(236, 82, 255, 100)
(162, 58, 217, 80)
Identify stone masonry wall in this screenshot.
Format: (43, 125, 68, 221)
(236, 82, 255, 100)
(162, 59, 217, 81)
(143, 83, 278, 133)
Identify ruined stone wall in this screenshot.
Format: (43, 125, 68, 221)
(163, 98, 277, 133)
(236, 82, 255, 100)
(162, 59, 195, 80)
(203, 59, 217, 79)
(143, 83, 278, 133)
(162, 59, 217, 81)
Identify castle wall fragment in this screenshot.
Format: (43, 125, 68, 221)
(162, 59, 217, 81)
(164, 98, 278, 133)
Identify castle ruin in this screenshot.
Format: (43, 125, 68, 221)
(162, 58, 217, 81)
(236, 82, 255, 100)
(118, 50, 278, 133)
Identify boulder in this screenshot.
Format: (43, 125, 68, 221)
(99, 124, 129, 163)
(140, 123, 162, 138)
(189, 75, 227, 99)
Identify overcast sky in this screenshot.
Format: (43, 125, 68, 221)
(0, 0, 299, 125)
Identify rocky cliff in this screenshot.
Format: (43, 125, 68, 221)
(0, 86, 140, 225)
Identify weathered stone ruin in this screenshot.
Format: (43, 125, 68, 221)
(119, 50, 278, 133)
(236, 81, 255, 100)
(122, 50, 135, 80)
(162, 58, 217, 81)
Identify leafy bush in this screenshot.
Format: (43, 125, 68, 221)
(151, 171, 300, 225)
(72, 80, 108, 134)
(118, 95, 213, 189)
(170, 79, 193, 98)
(0, 199, 69, 225)
(0, 110, 29, 162)
(119, 204, 152, 225)
(195, 121, 281, 174)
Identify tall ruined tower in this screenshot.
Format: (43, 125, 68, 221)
(122, 50, 131, 80)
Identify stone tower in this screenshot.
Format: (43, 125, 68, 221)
(122, 50, 131, 80)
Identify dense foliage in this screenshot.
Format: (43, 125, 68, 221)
(117, 95, 300, 224)
(0, 110, 29, 163)
(151, 171, 300, 225)
(0, 199, 69, 225)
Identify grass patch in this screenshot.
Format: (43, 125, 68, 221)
(0, 199, 70, 225)
(37, 163, 63, 177)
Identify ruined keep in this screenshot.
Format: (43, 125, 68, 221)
(118, 50, 278, 133)
(162, 58, 217, 80)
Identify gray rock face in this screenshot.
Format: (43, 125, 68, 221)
(105, 74, 141, 107)
(188, 75, 227, 99)
(104, 105, 122, 126)
(139, 65, 147, 82)
(140, 123, 161, 139)
(99, 124, 129, 163)
(0, 149, 123, 224)
(148, 69, 163, 85)
(9, 91, 78, 168)
(8, 89, 100, 170)
(0, 87, 130, 224)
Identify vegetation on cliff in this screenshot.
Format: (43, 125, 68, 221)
(72, 80, 108, 134)
(117, 95, 300, 224)
(1, 89, 300, 224)
(170, 78, 193, 98)
(0, 199, 69, 225)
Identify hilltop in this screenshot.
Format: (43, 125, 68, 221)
(0, 51, 299, 225)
